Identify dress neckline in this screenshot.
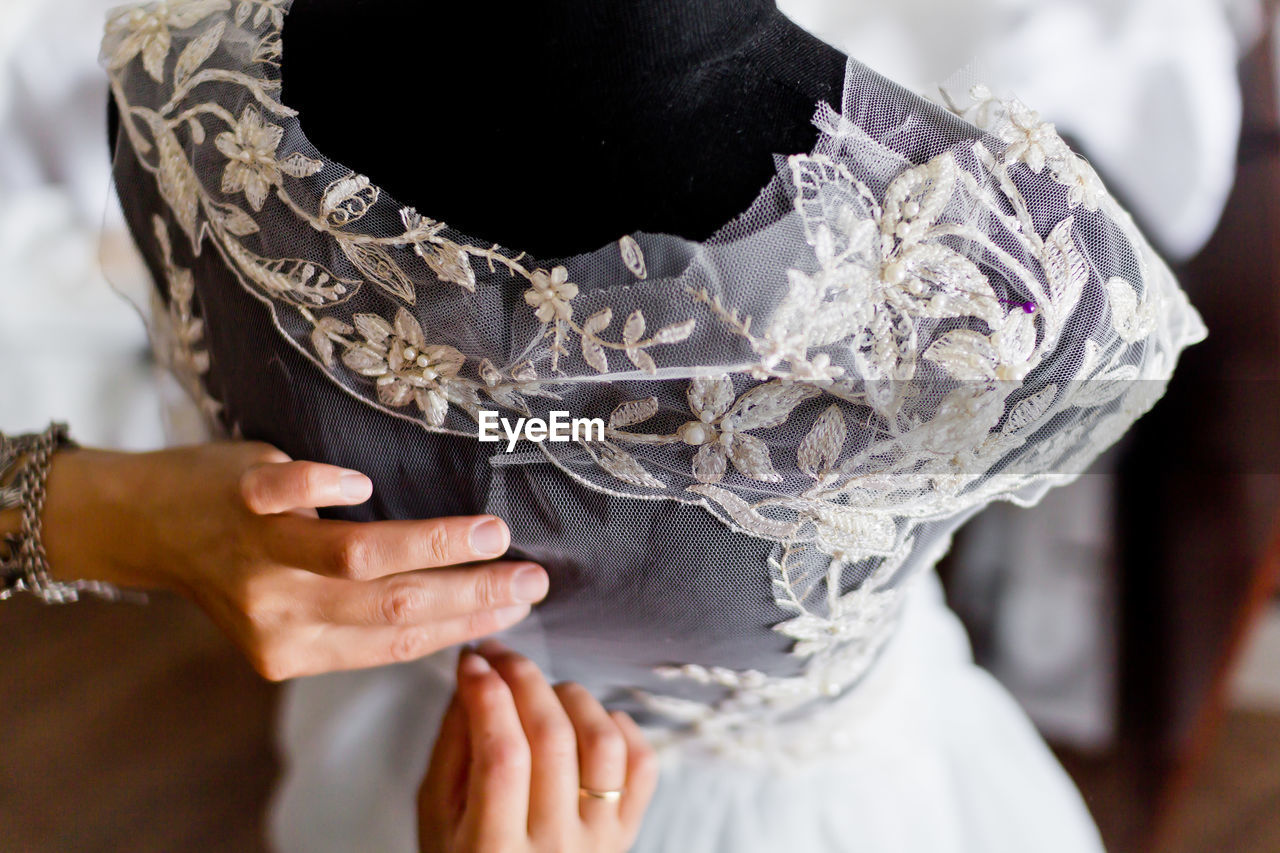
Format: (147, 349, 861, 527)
(266, 0, 858, 276)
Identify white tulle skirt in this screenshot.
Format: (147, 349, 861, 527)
(267, 569, 1105, 853)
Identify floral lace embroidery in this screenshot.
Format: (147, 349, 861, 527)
(147, 214, 226, 430)
(104, 0, 1206, 760)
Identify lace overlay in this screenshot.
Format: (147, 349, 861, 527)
(103, 0, 1206, 763)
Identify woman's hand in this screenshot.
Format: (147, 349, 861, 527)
(419, 643, 658, 853)
(36, 441, 549, 680)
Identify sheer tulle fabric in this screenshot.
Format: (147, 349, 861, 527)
(102, 1, 1202, 850)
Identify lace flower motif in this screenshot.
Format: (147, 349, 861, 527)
(679, 378, 820, 484)
(215, 105, 285, 211)
(768, 153, 1004, 406)
(523, 266, 578, 323)
(104, 0, 230, 82)
(996, 100, 1063, 174)
(340, 308, 466, 426)
(968, 85, 1106, 212)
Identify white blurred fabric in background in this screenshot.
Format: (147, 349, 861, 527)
(0, 0, 166, 449)
(779, 0, 1248, 261)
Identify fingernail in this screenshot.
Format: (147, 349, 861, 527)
(460, 650, 491, 676)
(339, 472, 371, 500)
(511, 566, 548, 603)
(469, 518, 508, 557)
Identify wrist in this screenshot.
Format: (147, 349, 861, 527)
(42, 447, 167, 591)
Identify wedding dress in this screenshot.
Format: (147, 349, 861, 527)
(101, 2, 1206, 850)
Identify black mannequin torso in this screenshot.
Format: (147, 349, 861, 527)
(279, 0, 848, 258)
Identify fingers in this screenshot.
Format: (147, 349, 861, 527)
(314, 562, 548, 627)
(612, 710, 660, 836)
(261, 513, 517, 580)
(239, 460, 372, 514)
(479, 642, 579, 827)
(433, 646, 659, 851)
(420, 692, 469, 834)
(553, 682, 628, 820)
(284, 605, 533, 677)
(456, 649, 530, 844)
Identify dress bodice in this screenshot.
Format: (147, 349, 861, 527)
(103, 0, 1206, 761)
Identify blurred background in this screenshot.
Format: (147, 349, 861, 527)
(2, 1, 1278, 850)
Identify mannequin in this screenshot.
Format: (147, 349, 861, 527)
(278, 0, 848, 258)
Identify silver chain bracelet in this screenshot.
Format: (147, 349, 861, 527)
(1, 422, 129, 604)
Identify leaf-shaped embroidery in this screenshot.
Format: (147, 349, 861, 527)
(687, 376, 735, 421)
(582, 307, 611, 370)
(1067, 364, 1141, 409)
(923, 330, 998, 381)
(1105, 276, 1156, 344)
(342, 345, 386, 376)
(321, 173, 378, 227)
(649, 319, 696, 345)
(622, 310, 645, 346)
(609, 397, 659, 429)
(310, 315, 352, 368)
(173, 19, 225, 89)
(584, 308, 612, 335)
(596, 444, 665, 489)
(686, 485, 800, 539)
(923, 385, 1007, 454)
(811, 505, 897, 558)
(897, 243, 1003, 328)
(339, 239, 415, 304)
(627, 348, 657, 374)
(620, 235, 647, 279)
(991, 307, 1037, 365)
(728, 433, 783, 482)
(353, 312, 393, 344)
(477, 359, 502, 387)
(853, 300, 918, 386)
(726, 382, 821, 432)
(1002, 385, 1057, 434)
(621, 310, 656, 373)
(419, 243, 477, 291)
(156, 130, 201, 246)
(882, 152, 956, 244)
(789, 154, 880, 260)
(1043, 216, 1087, 322)
(215, 205, 259, 237)
(416, 387, 448, 425)
(693, 442, 728, 483)
(223, 237, 357, 305)
(798, 404, 846, 479)
(483, 385, 531, 414)
(278, 152, 324, 179)
(582, 338, 608, 373)
(393, 306, 427, 347)
(167, 0, 232, 28)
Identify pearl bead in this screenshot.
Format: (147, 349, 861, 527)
(883, 261, 907, 285)
(681, 424, 707, 445)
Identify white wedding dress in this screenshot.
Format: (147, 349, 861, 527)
(269, 569, 1108, 852)
(99, 2, 1207, 851)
